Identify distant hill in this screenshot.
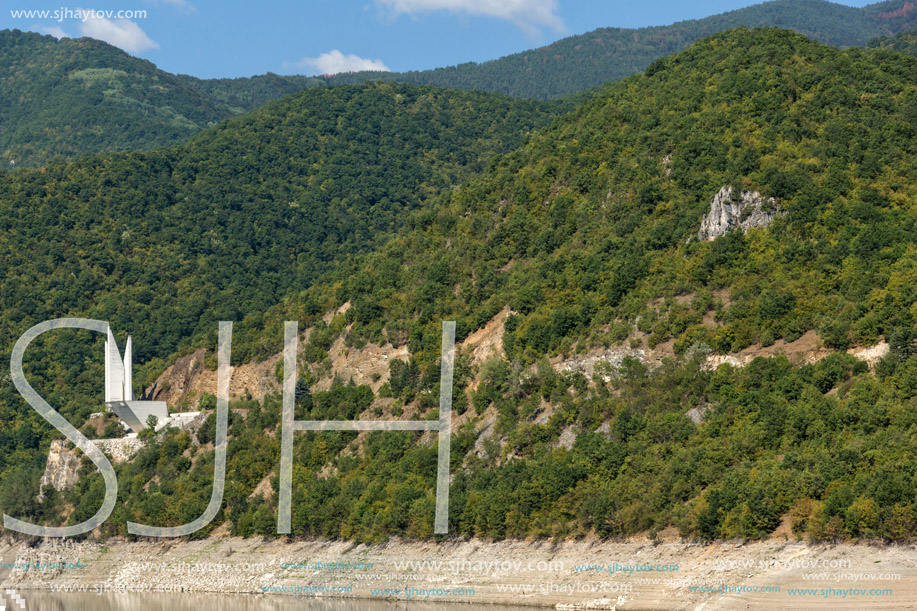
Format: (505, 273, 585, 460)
(4, 1, 917, 166)
(174, 72, 321, 115)
(0, 30, 325, 168)
(326, 0, 917, 99)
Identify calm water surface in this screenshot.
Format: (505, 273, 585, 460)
(14, 592, 540, 611)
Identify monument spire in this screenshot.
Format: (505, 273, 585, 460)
(104, 327, 168, 431)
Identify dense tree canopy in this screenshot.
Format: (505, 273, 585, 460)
(2, 27, 916, 544)
(0, 82, 560, 505)
(0, 30, 325, 167)
(325, 0, 917, 99)
(4, 1, 917, 168)
(868, 27, 917, 55)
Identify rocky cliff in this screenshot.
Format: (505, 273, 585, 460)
(37, 440, 81, 501)
(697, 185, 782, 241)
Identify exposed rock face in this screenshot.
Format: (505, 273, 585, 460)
(4, 536, 917, 608)
(313, 336, 409, 393)
(37, 419, 204, 501)
(37, 440, 81, 500)
(557, 347, 650, 381)
(555, 425, 578, 450)
(93, 437, 146, 463)
(697, 186, 780, 241)
(146, 347, 284, 409)
(38, 437, 148, 500)
(460, 306, 512, 366)
(686, 404, 712, 425)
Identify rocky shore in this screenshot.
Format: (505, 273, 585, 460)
(1, 535, 914, 609)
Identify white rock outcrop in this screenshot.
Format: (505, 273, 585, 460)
(37, 439, 81, 500)
(93, 437, 146, 463)
(697, 186, 781, 241)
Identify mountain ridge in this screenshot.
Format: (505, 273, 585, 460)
(5, 0, 917, 166)
(0, 29, 325, 168)
(324, 0, 917, 98)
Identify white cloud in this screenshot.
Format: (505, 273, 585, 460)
(78, 13, 159, 53)
(286, 50, 391, 76)
(150, 0, 196, 14)
(42, 26, 70, 39)
(375, 0, 564, 36)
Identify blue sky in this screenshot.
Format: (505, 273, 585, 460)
(3, 0, 877, 79)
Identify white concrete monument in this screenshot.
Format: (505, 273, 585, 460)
(104, 329, 168, 432)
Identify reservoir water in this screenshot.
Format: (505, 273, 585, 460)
(11, 592, 537, 611)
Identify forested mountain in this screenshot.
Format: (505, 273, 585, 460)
(0, 80, 558, 360)
(211, 28, 915, 543)
(2, 27, 915, 543)
(176, 73, 321, 115)
(0, 82, 559, 515)
(226, 28, 917, 543)
(5, 0, 917, 168)
(0, 30, 324, 168)
(326, 0, 917, 99)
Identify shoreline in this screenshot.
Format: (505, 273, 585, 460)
(1, 535, 915, 609)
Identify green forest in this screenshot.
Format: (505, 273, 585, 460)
(869, 27, 917, 55)
(0, 29, 325, 168)
(0, 81, 559, 501)
(1, 27, 916, 544)
(327, 0, 917, 99)
(5, 0, 917, 168)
